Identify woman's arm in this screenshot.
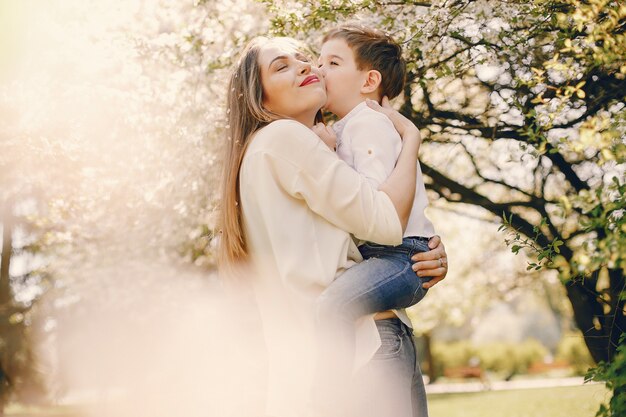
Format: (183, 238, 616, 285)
(366, 98, 421, 230)
(245, 119, 403, 245)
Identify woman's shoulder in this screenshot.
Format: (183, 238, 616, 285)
(249, 119, 318, 154)
(255, 119, 314, 139)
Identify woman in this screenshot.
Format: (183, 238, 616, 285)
(218, 37, 447, 417)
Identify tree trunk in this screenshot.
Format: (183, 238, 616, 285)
(422, 332, 437, 383)
(608, 268, 626, 357)
(0, 209, 13, 413)
(0, 215, 12, 306)
(565, 267, 626, 364)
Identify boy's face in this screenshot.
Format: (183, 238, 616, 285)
(318, 38, 369, 119)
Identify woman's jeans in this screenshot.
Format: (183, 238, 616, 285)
(353, 318, 429, 417)
(313, 237, 432, 417)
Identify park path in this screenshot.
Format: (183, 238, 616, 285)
(425, 376, 599, 394)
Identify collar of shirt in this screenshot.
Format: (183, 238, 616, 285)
(331, 100, 369, 140)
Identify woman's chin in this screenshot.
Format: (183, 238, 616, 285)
(314, 91, 327, 111)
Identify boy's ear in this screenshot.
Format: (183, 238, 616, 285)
(360, 69, 382, 94)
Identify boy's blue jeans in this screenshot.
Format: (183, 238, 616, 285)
(317, 236, 432, 322)
(313, 237, 431, 417)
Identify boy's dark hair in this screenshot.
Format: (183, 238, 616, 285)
(323, 24, 406, 100)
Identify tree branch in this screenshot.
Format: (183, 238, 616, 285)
(545, 68, 626, 130)
(421, 161, 552, 248)
(544, 143, 590, 192)
(456, 140, 546, 204)
(413, 107, 592, 193)
(382, 1, 432, 5)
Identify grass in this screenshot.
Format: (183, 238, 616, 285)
(428, 383, 610, 417)
(4, 384, 610, 417)
(4, 404, 82, 417)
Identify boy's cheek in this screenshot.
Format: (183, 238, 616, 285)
(323, 78, 337, 95)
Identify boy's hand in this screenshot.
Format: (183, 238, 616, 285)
(311, 123, 337, 151)
(366, 97, 420, 141)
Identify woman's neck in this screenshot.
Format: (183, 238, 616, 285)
(292, 111, 318, 128)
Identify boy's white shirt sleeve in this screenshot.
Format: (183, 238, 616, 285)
(344, 111, 402, 189)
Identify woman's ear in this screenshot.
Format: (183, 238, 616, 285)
(361, 70, 382, 94)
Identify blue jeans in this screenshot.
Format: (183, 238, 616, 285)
(317, 236, 432, 323)
(353, 318, 429, 417)
(313, 237, 431, 417)
(313, 319, 429, 417)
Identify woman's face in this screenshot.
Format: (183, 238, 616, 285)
(258, 41, 326, 127)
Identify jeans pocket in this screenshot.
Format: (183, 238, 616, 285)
(374, 327, 403, 359)
(359, 242, 385, 259)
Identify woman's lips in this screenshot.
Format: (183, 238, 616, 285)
(300, 75, 320, 87)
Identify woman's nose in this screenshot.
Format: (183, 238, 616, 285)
(298, 62, 311, 75)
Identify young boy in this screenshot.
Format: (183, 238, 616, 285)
(314, 23, 437, 328)
(311, 24, 437, 417)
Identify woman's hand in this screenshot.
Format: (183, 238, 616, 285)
(366, 97, 420, 140)
(311, 123, 337, 151)
(411, 235, 448, 289)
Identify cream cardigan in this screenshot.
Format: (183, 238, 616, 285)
(240, 119, 404, 417)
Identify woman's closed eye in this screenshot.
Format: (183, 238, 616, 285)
(271, 61, 288, 72)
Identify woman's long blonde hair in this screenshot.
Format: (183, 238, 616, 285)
(218, 37, 323, 273)
(218, 37, 275, 271)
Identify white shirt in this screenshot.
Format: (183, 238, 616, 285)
(239, 119, 404, 417)
(333, 101, 436, 238)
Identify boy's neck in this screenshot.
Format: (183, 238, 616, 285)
(335, 92, 380, 119)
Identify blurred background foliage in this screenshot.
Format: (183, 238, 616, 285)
(0, 0, 623, 415)
(431, 334, 594, 379)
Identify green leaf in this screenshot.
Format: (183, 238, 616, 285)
(553, 240, 564, 253)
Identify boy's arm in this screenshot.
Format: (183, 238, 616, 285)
(347, 111, 403, 189)
(361, 98, 422, 230)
